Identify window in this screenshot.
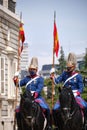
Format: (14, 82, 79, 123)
(8, 60, 17, 98)
(0, 57, 5, 94)
(0, 0, 3, 5)
(8, 0, 16, 13)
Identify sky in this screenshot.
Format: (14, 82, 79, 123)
(16, 0, 87, 70)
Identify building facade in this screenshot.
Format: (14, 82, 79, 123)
(0, 0, 20, 130)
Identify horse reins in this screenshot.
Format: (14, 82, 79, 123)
(61, 90, 79, 125)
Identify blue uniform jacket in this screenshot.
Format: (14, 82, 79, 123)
(19, 75, 50, 110)
(55, 71, 84, 93)
(19, 75, 44, 97)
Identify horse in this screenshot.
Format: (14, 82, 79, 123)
(52, 87, 86, 130)
(16, 90, 47, 130)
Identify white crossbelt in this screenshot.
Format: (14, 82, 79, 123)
(63, 73, 78, 86)
(25, 76, 39, 88)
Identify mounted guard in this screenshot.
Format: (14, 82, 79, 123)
(13, 57, 52, 130)
(50, 52, 87, 130)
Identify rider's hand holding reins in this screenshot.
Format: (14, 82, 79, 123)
(76, 91, 80, 96)
(34, 92, 38, 99)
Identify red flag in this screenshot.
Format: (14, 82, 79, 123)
(53, 21, 59, 57)
(19, 23, 25, 54)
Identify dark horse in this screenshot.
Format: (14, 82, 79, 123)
(16, 90, 47, 130)
(53, 87, 85, 130)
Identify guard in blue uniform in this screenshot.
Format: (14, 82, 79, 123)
(50, 53, 87, 129)
(14, 57, 51, 130)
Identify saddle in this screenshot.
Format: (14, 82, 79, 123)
(73, 90, 84, 109)
(72, 90, 87, 124)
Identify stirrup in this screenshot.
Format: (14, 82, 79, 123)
(47, 126, 52, 130)
(54, 126, 58, 130)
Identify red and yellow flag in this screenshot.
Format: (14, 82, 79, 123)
(19, 23, 25, 43)
(18, 23, 25, 55)
(53, 20, 59, 57)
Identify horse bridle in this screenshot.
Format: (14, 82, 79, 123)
(21, 98, 41, 129)
(20, 93, 35, 128)
(61, 91, 77, 125)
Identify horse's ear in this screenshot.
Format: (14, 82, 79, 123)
(58, 87, 61, 93)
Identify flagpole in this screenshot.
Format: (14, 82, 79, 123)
(14, 12, 22, 130)
(52, 11, 56, 108)
(16, 11, 22, 102)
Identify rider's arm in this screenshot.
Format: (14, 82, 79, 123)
(13, 76, 29, 87)
(35, 76, 44, 94)
(77, 74, 84, 94)
(50, 69, 65, 84)
(54, 71, 66, 84)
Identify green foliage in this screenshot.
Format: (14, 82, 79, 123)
(21, 86, 26, 94)
(44, 78, 52, 86)
(58, 46, 66, 73)
(44, 78, 63, 108)
(82, 86, 87, 101)
(80, 48, 87, 71)
(84, 49, 87, 69)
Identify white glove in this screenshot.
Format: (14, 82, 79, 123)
(50, 68, 55, 74)
(14, 71, 19, 77)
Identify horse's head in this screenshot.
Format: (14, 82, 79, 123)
(54, 87, 83, 129)
(20, 90, 35, 125)
(20, 90, 43, 127)
(59, 87, 76, 121)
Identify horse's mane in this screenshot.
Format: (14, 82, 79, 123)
(59, 87, 78, 110)
(59, 87, 74, 99)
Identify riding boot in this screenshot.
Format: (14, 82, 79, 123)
(15, 106, 21, 130)
(84, 108, 87, 124)
(16, 112, 21, 130)
(45, 109, 52, 130)
(52, 109, 58, 130)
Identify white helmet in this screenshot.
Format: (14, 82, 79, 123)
(66, 53, 77, 72)
(29, 57, 38, 70)
(67, 52, 77, 66)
